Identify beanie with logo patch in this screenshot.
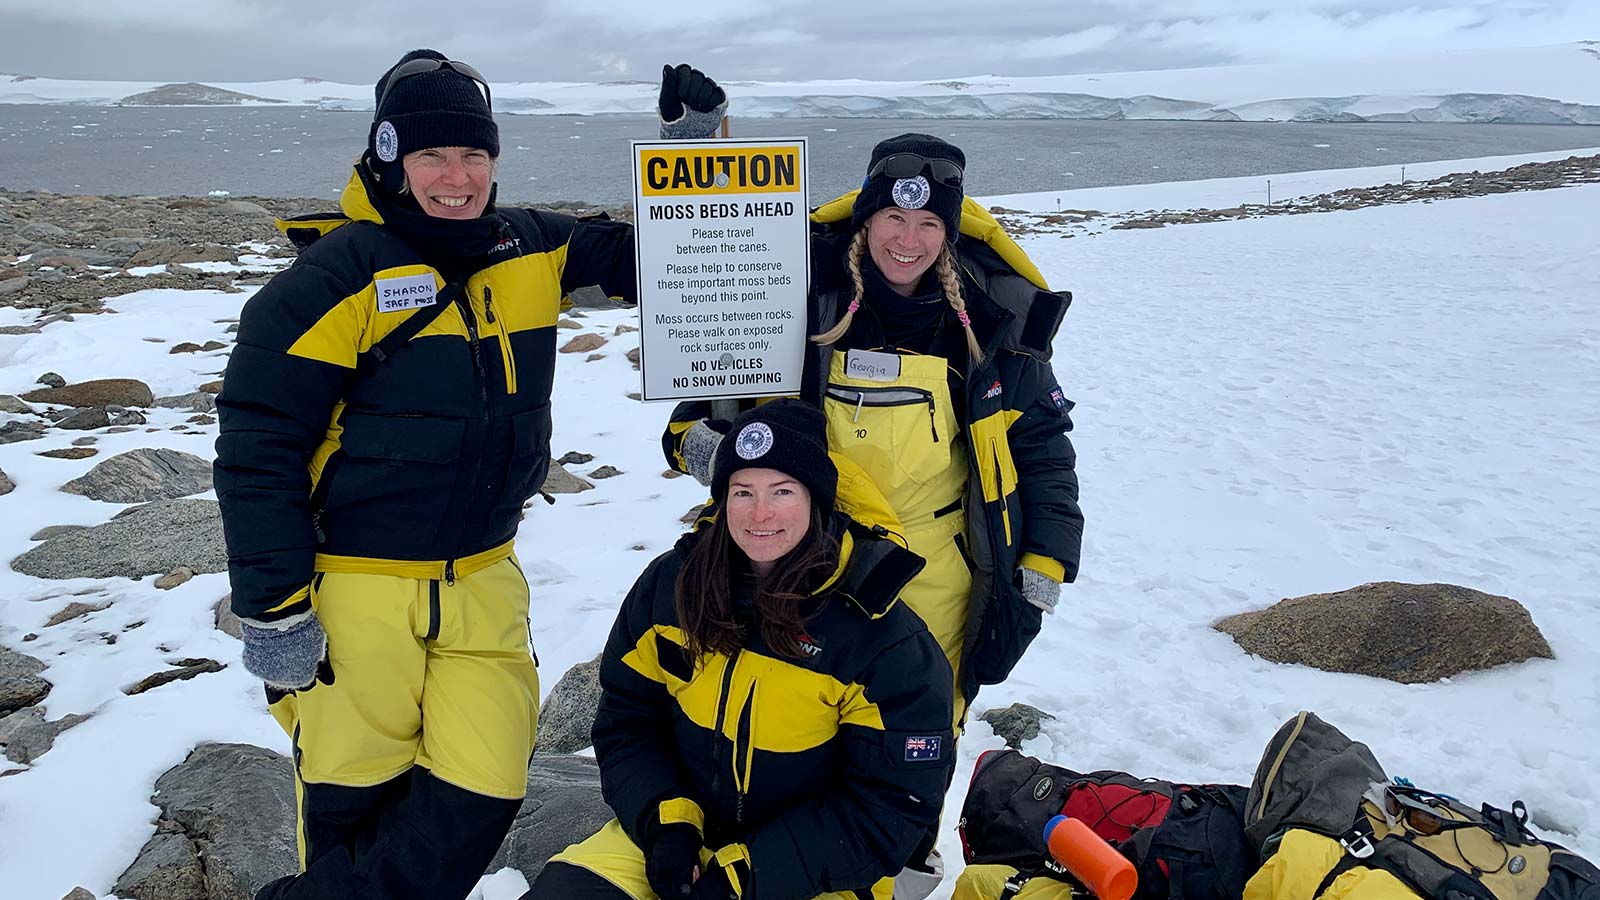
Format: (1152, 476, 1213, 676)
(851, 133, 966, 241)
(711, 400, 838, 514)
(366, 49, 499, 191)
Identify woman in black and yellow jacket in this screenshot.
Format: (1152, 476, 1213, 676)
(216, 55, 727, 899)
(528, 402, 957, 900)
(664, 135, 1083, 715)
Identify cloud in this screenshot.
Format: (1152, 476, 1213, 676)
(0, 0, 1594, 81)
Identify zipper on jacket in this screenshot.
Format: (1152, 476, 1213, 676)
(484, 285, 519, 395)
(426, 579, 442, 641)
(444, 559, 456, 586)
(308, 450, 347, 545)
(452, 293, 492, 568)
(825, 383, 940, 442)
(708, 651, 740, 806)
(733, 682, 757, 826)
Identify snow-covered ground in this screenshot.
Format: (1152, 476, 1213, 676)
(3, 42, 1599, 123)
(1, 150, 1597, 898)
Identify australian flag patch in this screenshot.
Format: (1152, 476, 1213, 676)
(904, 736, 942, 762)
(1049, 387, 1069, 411)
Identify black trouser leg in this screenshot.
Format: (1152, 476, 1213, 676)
(521, 861, 635, 900)
(261, 767, 522, 900)
(302, 773, 412, 868)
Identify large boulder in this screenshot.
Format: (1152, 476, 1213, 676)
(491, 754, 614, 884)
(115, 743, 297, 900)
(12, 499, 227, 580)
(117, 744, 611, 898)
(0, 646, 51, 713)
(1215, 581, 1555, 684)
(20, 378, 154, 409)
(536, 655, 602, 755)
(0, 421, 47, 445)
(60, 447, 213, 503)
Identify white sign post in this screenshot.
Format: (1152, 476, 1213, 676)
(632, 137, 810, 402)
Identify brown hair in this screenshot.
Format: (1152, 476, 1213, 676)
(674, 505, 839, 661)
(810, 226, 984, 364)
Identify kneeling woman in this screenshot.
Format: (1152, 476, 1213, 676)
(528, 402, 956, 900)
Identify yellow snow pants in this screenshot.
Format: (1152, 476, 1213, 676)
(267, 557, 540, 862)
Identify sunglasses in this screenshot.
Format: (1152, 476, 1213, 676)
(1384, 788, 1456, 836)
(376, 58, 492, 117)
(867, 152, 964, 189)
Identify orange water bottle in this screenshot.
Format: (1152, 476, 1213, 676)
(1043, 815, 1139, 900)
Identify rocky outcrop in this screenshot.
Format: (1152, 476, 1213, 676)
(20, 378, 154, 408)
(979, 703, 1056, 750)
(0, 646, 51, 713)
(536, 654, 602, 755)
(0, 707, 89, 764)
(1215, 581, 1554, 684)
(12, 498, 227, 579)
(60, 448, 213, 503)
(116, 744, 613, 897)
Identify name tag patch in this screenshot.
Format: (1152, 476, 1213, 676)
(845, 349, 901, 382)
(904, 735, 942, 762)
(375, 274, 438, 313)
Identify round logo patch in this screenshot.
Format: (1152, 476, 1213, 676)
(734, 422, 775, 460)
(1033, 777, 1054, 801)
(375, 121, 399, 162)
(891, 175, 931, 210)
(1510, 856, 1527, 875)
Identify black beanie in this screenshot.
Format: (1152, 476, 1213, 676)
(851, 133, 966, 241)
(366, 49, 499, 189)
(712, 400, 837, 514)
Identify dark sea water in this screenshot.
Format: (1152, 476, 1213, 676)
(2, 105, 1598, 206)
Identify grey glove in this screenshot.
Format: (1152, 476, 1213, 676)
(1019, 567, 1062, 614)
(240, 609, 331, 692)
(681, 419, 724, 486)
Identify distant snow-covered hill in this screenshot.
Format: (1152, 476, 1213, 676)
(3, 42, 1598, 124)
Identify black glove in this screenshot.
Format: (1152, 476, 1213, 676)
(646, 824, 704, 899)
(658, 63, 725, 121)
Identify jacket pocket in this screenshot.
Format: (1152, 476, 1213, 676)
(500, 405, 552, 513)
(823, 383, 952, 492)
(319, 414, 466, 552)
(968, 579, 1043, 687)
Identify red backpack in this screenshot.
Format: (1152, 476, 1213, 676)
(958, 749, 1258, 900)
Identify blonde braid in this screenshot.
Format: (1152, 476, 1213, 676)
(937, 245, 984, 364)
(810, 229, 868, 346)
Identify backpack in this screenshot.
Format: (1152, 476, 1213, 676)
(958, 748, 1259, 900)
(1245, 712, 1600, 900)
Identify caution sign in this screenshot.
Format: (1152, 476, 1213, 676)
(632, 138, 810, 401)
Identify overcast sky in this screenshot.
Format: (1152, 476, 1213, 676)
(1, 0, 1595, 83)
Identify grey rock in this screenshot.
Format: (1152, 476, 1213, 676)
(0, 421, 47, 445)
(0, 394, 33, 414)
(36, 372, 66, 388)
(30, 524, 88, 541)
(541, 459, 594, 495)
(221, 200, 274, 217)
(0, 708, 90, 764)
(557, 451, 595, 465)
(141, 743, 298, 898)
(125, 658, 225, 695)
(614, 324, 639, 336)
(37, 447, 98, 460)
(168, 342, 204, 354)
(28, 246, 127, 267)
(200, 341, 228, 352)
(153, 392, 217, 413)
(535, 654, 602, 755)
(626, 347, 641, 369)
(59, 888, 96, 900)
(12, 498, 227, 580)
(54, 407, 111, 430)
(17, 220, 71, 242)
(979, 703, 1056, 750)
(0, 646, 51, 714)
(127, 243, 238, 267)
(112, 830, 207, 900)
(72, 436, 98, 446)
(0, 277, 31, 298)
(489, 755, 615, 884)
(589, 465, 622, 480)
(110, 408, 148, 427)
(21, 378, 155, 408)
(567, 284, 630, 310)
(1215, 581, 1555, 684)
(215, 594, 242, 639)
(61, 447, 213, 503)
(559, 333, 607, 354)
(0, 467, 12, 496)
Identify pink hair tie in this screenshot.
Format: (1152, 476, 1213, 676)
(847, 299, 861, 314)
(956, 309, 972, 328)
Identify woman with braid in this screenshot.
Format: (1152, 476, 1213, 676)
(662, 133, 1083, 739)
